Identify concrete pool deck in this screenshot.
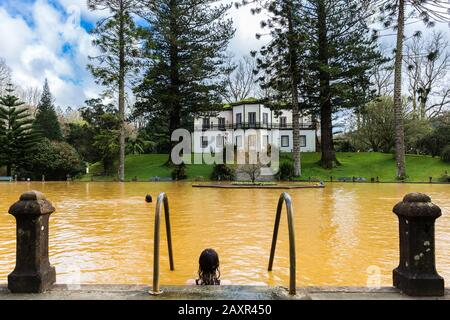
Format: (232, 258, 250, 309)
(0, 285, 449, 300)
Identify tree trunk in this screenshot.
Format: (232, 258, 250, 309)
(393, 0, 407, 179)
(286, 1, 301, 177)
(317, 0, 338, 169)
(118, 2, 126, 182)
(167, 0, 181, 165)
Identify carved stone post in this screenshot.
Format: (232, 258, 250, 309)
(393, 193, 444, 296)
(8, 191, 56, 293)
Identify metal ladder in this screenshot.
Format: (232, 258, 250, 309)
(147, 191, 296, 295)
(148, 192, 175, 295)
(268, 192, 297, 295)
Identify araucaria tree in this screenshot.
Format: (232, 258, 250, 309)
(33, 79, 63, 141)
(247, 0, 305, 176)
(133, 0, 235, 159)
(0, 85, 41, 176)
(374, 0, 450, 179)
(88, 0, 141, 181)
(301, 0, 383, 169)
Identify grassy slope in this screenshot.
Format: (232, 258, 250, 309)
(281, 152, 449, 182)
(79, 152, 450, 182)
(80, 154, 215, 181)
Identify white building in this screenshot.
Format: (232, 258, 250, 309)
(192, 102, 317, 154)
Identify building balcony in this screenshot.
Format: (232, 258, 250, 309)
(195, 122, 317, 131)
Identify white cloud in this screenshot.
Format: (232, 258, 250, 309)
(0, 0, 102, 107)
(0, 0, 264, 107)
(7, 1, 447, 109)
(227, 1, 266, 58)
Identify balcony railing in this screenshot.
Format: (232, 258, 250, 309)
(195, 122, 316, 131)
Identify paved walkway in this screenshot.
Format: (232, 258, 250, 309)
(0, 285, 448, 300)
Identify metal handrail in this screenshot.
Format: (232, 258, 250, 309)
(268, 192, 296, 295)
(194, 122, 317, 131)
(149, 192, 175, 295)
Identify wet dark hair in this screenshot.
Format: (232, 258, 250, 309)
(197, 248, 220, 285)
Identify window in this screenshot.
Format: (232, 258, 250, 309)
(281, 135, 289, 147)
(218, 117, 225, 129)
(201, 136, 208, 148)
(236, 113, 242, 125)
(300, 135, 306, 147)
(263, 113, 268, 126)
(280, 117, 287, 128)
(202, 118, 210, 129)
(248, 112, 256, 127)
(236, 135, 243, 148)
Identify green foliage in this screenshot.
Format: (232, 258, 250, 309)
(133, 0, 235, 150)
(33, 79, 63, 141)
(416, 124, 450, 157)
(277, 161, 295, 181)
(87, 1, 140, 92)
(66, 122, 98, 162)
(93, 121, 120, 175)
(0, 85, 41, 176)
(25, 138, 84, 180)
(441, 145, 450, 163)
(353, 96, 431, 153)
(210, 163, 235, 181)
(251, 0, 383, 168)
(171, 162, 187, 181)
(70, 98, 121, 174)
(126, 135, 155, 155)
(300, 0, 384, 112)
(334, 139, 356, 152)
(438, 173, 450, 183)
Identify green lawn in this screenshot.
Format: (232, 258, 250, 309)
(79, 152, 450, 182)
(281, 152, 449, 182)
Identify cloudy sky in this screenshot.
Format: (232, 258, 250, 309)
(0, 0, 449, 108)
(0, 0, 263, 107)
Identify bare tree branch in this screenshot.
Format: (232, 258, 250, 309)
(222, 55, 257, 103)
(404, 31, 450, 119)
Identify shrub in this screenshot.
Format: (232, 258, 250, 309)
(438, 173, 450, 183)
(277, 161, 295, 181)
(171, 162, 187, 180)
(335, 139, 356, 152)
(441, 145, 450, 163)
(210, 163, 235, 181)
(416, 125, 450, 157)
(25, 138, 84, 180)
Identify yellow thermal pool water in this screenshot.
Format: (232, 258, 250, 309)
(0, 182, 448, 286)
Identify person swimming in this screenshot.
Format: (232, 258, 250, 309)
(187, 248, 231, 285)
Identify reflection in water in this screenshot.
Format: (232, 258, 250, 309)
(0, 182, 448, 286)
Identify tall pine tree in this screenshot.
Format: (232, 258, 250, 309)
(133, 0, 235, 158)
(373, 0, 450, 179)
(88, 0, 141, 181)
(0, 84, 41, 176)
(34, 79, 63, 141)
(300, 0, 383, 168)
(246, 0, 305, 176)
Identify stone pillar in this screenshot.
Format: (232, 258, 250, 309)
(393, 193, 444, 296)
(8, 190, 56, 293)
